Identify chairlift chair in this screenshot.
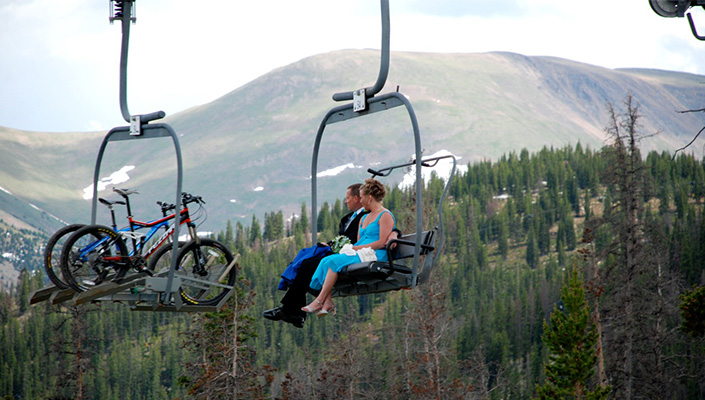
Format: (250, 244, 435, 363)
(30, 0, 236, 312)
(309, 0, 456, 297)
(328, 156, 456, 297)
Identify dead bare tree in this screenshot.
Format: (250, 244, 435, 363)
(401, 275, 472, 400)
(49, 304, 96, 400)
(279, 302, 383, 400)
(597, 95, 688, 399)
(600, 96, 645, 400)
(180, 274, 272, 399)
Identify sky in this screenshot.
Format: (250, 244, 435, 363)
(2, 0, 705, 133)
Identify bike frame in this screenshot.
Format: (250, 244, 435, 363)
(125, 207, 193, 259)
(75, 204, 195, 266)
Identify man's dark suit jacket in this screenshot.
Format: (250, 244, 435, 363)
(280, 209, 369, 316)
(338, 209, 368, 244)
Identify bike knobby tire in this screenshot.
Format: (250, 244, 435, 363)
(174, 238, 236, 306)
(43, 223, 85, 289)
(60, 224, 129, 292)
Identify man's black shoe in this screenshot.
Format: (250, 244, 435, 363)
(263, 306, 305, 328)
(263, 306, 285, 321)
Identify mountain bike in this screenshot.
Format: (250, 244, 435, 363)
(60, 189, 236, 305)
(43, 192, 173, 290)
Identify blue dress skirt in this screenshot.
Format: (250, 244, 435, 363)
(310, 210, 395, 290)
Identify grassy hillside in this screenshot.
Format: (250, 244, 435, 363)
(1, 50, 704, 234)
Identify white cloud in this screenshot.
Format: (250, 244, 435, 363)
(85, 120, 104, 132)
(2, 1, 705, 132)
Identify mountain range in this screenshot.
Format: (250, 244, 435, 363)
(1, 49, 704, 235)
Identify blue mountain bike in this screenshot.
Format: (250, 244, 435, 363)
(59, 188, 235, 306)
(43, 189, 174, 290)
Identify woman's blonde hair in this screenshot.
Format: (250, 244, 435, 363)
(361, 178, 386, 202)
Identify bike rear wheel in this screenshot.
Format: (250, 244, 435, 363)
(175, 238, 236, 306)
(43, 224, 84, 289)
(60, 225, 129, 292)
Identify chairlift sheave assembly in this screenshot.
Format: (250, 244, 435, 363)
(31, 1, 238, 312)
(650, 0, 705, 39)
(310, 0, 456, 297)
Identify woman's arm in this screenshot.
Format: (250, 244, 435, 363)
(353, 211, 394, 251)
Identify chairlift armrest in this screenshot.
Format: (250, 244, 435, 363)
(387, 238, 435, 254)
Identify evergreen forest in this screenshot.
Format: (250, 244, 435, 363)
(2, 100, 705, 399)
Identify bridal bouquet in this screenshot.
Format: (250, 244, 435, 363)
(330, 235, 352, 253)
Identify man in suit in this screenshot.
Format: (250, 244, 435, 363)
(263, 183, 396, 328)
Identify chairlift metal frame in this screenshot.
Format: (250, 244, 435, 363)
(310, 0, 454, 293)
(31, 0, 235, 312)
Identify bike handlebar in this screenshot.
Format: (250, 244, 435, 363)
(157, 192, 203, 214)
(181, 192, 205, 205)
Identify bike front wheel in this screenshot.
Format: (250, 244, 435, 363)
(175, 238, 236, 306)
(60, 224, 129, 292)
(147, 241, 186, 275)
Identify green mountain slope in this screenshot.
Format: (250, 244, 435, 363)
(1, 50, 704, 233)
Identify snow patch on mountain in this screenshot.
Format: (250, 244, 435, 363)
(316, 163, 362, 178)
(82, 166, 136, 200)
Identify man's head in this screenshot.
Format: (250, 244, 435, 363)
(344, 183, 363, 211)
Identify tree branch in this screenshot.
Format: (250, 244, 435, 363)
(672, 126, 705, 161)
(676, 108, 705, 114)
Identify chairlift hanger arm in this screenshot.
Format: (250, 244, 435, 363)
(332, 0, 390, 102)
(113, 1, 166, 126)
(687, 11, 705, 39)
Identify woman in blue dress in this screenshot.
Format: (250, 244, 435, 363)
(303, 178, 395, 316)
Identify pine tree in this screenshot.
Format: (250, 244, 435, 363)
(679, 285, 705, 338)
(583, 188, 591, 221)
(534, 265, 610, 400)
(526, 226, 539, 269)
(497, 211, 509, 260)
